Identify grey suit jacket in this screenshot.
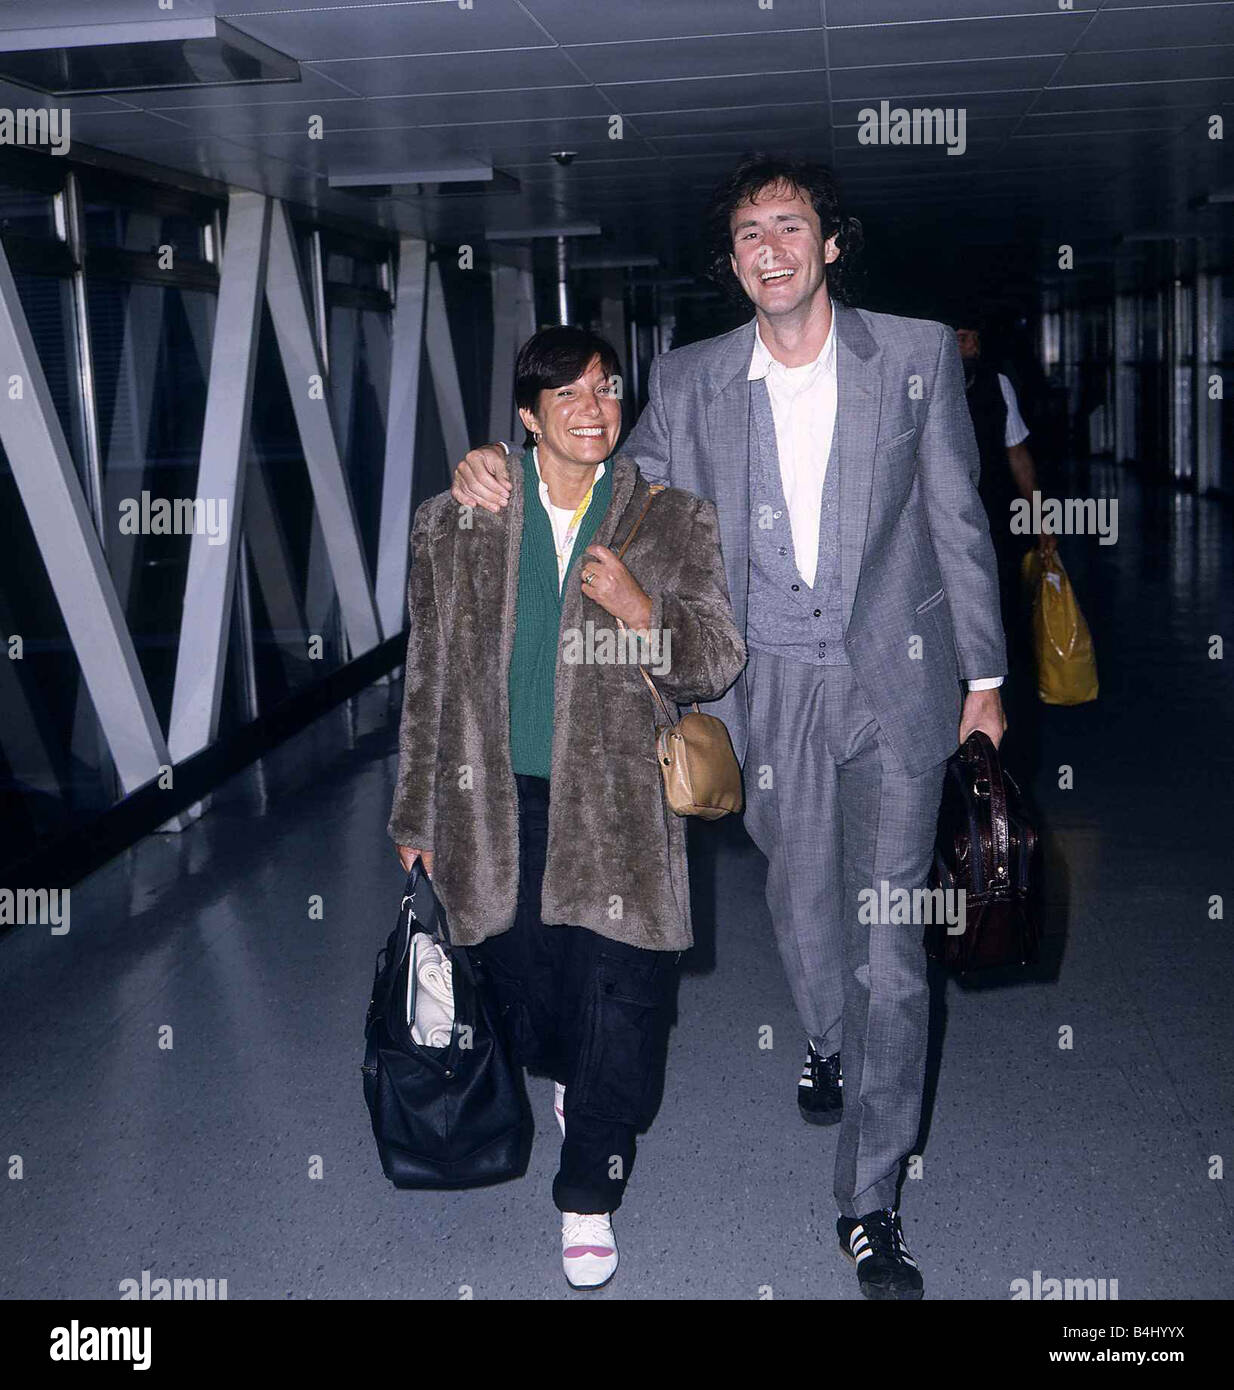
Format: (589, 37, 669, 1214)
(622, 302, 1007, 777)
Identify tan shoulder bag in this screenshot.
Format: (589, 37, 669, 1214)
(613, 485, 743, 821)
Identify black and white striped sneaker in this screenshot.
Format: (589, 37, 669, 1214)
(837, 1208, 924, 1300)
(797, 1041, 843, 1126)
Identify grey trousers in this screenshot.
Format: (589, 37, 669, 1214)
(743, 647, 948, 1217)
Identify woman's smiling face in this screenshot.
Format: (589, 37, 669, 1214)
(520, 353, 622, 466)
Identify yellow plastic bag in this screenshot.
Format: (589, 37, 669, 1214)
(1021, 548, 1098, 705)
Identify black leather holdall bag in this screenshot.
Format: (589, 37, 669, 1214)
(361, 862, 525, 1188)
(926, 730, 1042, 973)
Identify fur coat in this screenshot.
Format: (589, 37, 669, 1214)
(387, 450, 747, 951)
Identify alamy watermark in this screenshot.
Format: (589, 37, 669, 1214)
(0, 107, 70, 156)
(561, 620, 672, 676)
(1010, 492, 1118, 545)
(1011, 1270, 1119, 1300)
(858, 880, 965, 935)
(118, 493, 229, 546)
(0, 887, 69, 933)
(857, 100, 966, 156)
(49, 1323, 150, 1370)
(119, 1268, 228, 1300)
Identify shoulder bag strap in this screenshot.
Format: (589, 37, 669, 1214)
(611, 485, 683, 726)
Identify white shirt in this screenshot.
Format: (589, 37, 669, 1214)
(747, 320, 1002, 692)
(532, 447, 605, 590)
(748, 318, 837, 591)
(998, 374, 1030, 447)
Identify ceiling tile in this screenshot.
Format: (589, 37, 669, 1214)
(829, 13, 1091, 68)
(1032, 76, 1234, 111)
(565, 32, 829, 85)
(826, 0, 1100, 21)
(225, 0, 550, 62)
(314, 47, 583, 96)
(832, 89, 1034, 124)
(629, 103, 831, 139)
(1019, 108, 1198, 134)
(1074, 2, 1234, 51)
(602, 71, 829, 112)
(1052, 45, 1234, 86)
(831, 57, 1061, 100)
(520, 0, 823, 44)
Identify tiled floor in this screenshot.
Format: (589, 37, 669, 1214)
(2, 468, 1231, 1300)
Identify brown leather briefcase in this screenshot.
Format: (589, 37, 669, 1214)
(925, 730, 1041, 972)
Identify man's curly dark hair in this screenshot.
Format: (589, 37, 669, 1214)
(704, 154, 864, 306)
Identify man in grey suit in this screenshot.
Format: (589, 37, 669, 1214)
(453, 155, 1007, 1300)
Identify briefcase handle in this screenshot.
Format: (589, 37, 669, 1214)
(961, 730, 1011, 888)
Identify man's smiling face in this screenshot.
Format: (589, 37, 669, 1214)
(728, 180, 839, 319)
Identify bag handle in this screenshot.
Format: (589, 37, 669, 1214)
(610, 485, 695, 727)
(964, 730, 1010, 887)
(614, 482, 665, 559)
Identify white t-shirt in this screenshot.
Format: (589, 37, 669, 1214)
(998, 373, 1030, 448)
(533, 447, 605, 590)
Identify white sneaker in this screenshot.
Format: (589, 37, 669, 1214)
(553, 1081, 566, 1137)
(561, 1211, 618, 1289)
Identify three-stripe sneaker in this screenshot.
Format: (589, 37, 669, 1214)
(561, 1211, 618, 1290)
(798, 1041, 843, 1125)
(837, 1208, 924, 1300)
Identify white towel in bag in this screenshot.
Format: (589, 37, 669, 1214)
(406, 932, 455, 1048)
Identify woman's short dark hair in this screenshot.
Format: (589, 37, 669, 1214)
(705, 154, 864, 306)
(514, 326, 621, 437)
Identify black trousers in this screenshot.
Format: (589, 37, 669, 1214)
(469, 774, 677, 1214)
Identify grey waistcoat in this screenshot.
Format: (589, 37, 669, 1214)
(746, 376, 850, 666)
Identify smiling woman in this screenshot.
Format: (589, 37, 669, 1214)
(386, 323, 746, 1292)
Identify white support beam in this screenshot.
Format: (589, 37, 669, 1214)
(375, 237, 427, 640)
(264, 199, 381, 658)
(166, 190, 270, 764)
(425, 258, 470, 470)
(0, 236, 169, 793)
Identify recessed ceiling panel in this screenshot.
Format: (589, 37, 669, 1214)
(314, 46, 582, 96)
(0, 18, 299, 95)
